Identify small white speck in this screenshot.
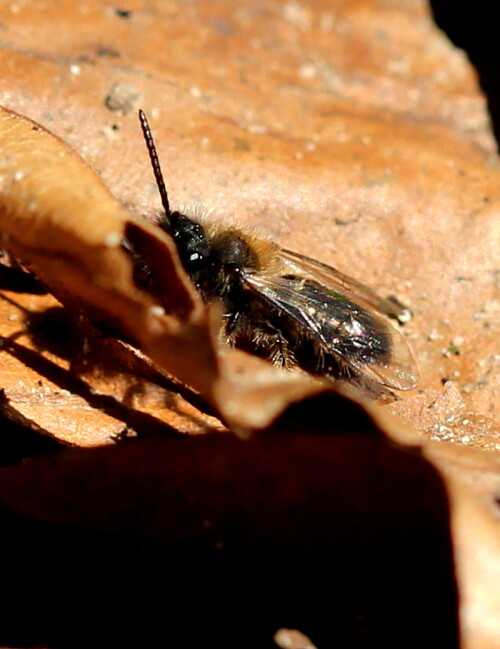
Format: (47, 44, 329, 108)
(298, 64, 317, 80)
(104, 232, 122, 247)
(150, 305, 165, 317)
(451, 336, 464, 347)
(247, 123, 268, 135)
(461, 435, 471, 444)
(387, 59, 410, 75)
(345, 319, 364, 336)
(190, 85, 202, 98)
(396, 308, 412, 324)
(461, 419, 470, 425)
(105, 82, 140, 114)
(13, 170, 24, 181)
(407, 88, 421, 102)
(283, 2, 313, 30)
(70, 64, 81, 76)
(100, 125, 120, 141)
(189, 252, 200, 261)
(319, 11, 335, 32)
(427, 329, 440, 341)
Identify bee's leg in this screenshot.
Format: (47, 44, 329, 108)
(225, 310, 242, 336)
(250, 325, 296, 370)
(225, 312, 296, 369)
(224, 311, 267, 352)
(269, 334, 295, 368)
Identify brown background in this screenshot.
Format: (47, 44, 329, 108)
(0, 2, 499, 648)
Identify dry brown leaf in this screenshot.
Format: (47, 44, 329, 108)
(389, 381, 500, 450)
(425, 443, 500, 649)
(2, 0, 498, 430)
(1, 0, 498, 436)
(0, 285, 225, 443)
(0, 1, 499, 648)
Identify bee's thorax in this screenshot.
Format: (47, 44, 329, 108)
(161, 213, 259, 302)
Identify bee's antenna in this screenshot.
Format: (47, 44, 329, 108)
(138, 109, 171, 218)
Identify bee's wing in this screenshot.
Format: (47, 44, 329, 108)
(242, 271, 419, 391)
(279, 249, 407, 319)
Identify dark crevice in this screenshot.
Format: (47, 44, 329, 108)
(430, 0, 500, 147)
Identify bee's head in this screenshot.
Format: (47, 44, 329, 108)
(159, 210, 212, 282)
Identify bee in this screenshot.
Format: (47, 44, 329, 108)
(136, 110, 419, 398)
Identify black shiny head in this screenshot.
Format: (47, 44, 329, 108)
(162, 210, 212, 288)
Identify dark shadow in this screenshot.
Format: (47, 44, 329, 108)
(0, 263, 48, 294)
(0, 292, 93, 370)
(0, 434, 459, 649)
(273, 389, 385, 436)
(26, 306, 88, 362)
(0, 393, 63, 466)
(430, 0, 500, 146)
